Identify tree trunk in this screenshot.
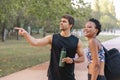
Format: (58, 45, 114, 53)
(1, 22, 7, 42)
(1, 27, 5, 42)
(16, 16, 20, 40)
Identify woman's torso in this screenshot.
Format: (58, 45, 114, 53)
(86, 40, 105, 75)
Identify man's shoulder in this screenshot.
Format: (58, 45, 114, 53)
(45, 33, 58, 37)
(52, 33, 60, 38)
(71, 34, 79, 39)
(46, 33, 59, 39)
(53, 33, 59, 36)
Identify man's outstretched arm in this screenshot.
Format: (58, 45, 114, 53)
(14, 27, 52, 46)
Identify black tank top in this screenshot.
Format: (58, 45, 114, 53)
(47, 33, 79, 80)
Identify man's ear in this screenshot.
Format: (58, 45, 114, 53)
(70, 24, 73, 29)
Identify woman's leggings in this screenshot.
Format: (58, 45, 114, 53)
(88, 74, 106, 80)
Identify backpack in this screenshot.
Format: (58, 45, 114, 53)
(103, 47, 120, 80)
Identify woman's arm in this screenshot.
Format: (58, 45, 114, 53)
(89, 39, 100, 80)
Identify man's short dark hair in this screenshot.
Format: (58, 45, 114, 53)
(62, 14, 74, 27)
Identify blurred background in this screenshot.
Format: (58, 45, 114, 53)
(0, 0, 120, 77)
(0, 0, 120, 42)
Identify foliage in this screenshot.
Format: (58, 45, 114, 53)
(0, 0, 90, 31)
(0, 0, 91, 40)
(91, 0, 118, 30)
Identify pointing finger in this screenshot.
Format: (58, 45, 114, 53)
(14, 27, 21, 30)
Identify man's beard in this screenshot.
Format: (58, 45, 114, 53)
(60, 27, 66, 31)
(60, 28, 66, 31)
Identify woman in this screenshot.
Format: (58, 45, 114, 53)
(83, 18, 106, 80)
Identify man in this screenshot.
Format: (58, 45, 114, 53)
(15, 14, 84, 80)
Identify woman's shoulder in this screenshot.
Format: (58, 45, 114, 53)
(89, 38, 97, 45)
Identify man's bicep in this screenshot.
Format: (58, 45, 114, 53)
(37, 35, 52, 46)
(44, 35, 52, 44)
(76, 40, 84, 57)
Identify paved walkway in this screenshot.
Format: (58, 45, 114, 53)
(0, 37, 120, 80)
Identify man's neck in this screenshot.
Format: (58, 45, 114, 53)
(60, 31, 71, 37)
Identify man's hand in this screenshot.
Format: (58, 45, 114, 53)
(62, 57, 74, 64)
(14, 27, 27, 36)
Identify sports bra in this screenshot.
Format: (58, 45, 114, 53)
(86, 47, 105, 63)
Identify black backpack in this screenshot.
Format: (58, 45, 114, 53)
(103, 47, 120, 80)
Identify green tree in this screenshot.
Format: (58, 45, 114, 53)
(91, 0, 100, 19)
(0, 0, 91, 41)
(91, 0, 117, 30)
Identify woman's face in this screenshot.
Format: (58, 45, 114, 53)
(83, 21, 98, 38)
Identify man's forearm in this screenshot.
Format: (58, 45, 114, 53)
(73, 56, 85, 63)
(23, 32, 38, 46)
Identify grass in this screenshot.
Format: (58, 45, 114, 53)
(0, 39, 50, 77)
(0, 34, 119, 77)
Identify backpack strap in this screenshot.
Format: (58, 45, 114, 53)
(97, 39, 109, 58)
(102, 46, 109, 58)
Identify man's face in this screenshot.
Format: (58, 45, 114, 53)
(59, 18, 72, 31)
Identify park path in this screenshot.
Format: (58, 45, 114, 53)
(0, 37, 120, 80)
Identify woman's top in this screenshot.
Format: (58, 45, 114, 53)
(86, 46, 105, 64)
